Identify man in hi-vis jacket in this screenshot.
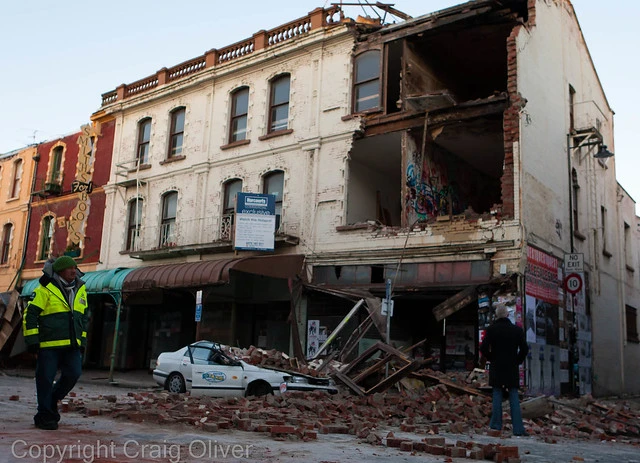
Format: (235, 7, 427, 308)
(23, 256, 88, 430)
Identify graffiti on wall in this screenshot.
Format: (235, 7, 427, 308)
(403, 136, 499, 223)
(404, 151, 464, 221)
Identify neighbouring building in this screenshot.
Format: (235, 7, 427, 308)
(0, 146, 37, 291)
(0, 146, 37, 354)
(91, 0, 639, 395)
(18, 120, 124, 368)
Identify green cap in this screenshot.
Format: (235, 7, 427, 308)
(52, 256, 77, 273)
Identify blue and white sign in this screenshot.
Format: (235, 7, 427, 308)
(234, 192, 277, 251)
(195, 303, 202, 322)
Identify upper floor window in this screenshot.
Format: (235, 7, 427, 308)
(624, 222, 633, 271)
(159, 192, 177, 247)
(269, 75, 290, 133)
(1, 223, 12, 265)
(38, 215, 54, 261)
(571, 168, 580, 233)
(223, 179, 242, 215)
(221, 179, 242, 241)
(263, 171, 284, 217)
(137, 118, 152, 165)
(263, 171, 284, 232)
(11, 159, 23, 198)
(126, 198, 143, 251)
(49, 146, 64, 183)
(626, 305, 639, 343)
(229, 87, 249, 143)
(353, 50, 381, 112)
(168, 108, 185, 158)
(601, 206, 611, 257)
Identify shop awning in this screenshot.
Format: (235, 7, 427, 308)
(122, 254, 305, 291)
(20, 268, 135, 298)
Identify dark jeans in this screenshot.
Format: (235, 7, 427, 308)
(35, 348, 82, 425)
(490, 386, 526, 435)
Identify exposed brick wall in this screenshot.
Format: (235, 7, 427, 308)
(502, 23, 527, 219)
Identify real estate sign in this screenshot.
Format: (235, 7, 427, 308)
(234, 192, 276, 251)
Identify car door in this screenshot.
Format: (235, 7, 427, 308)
(190, 347, 245, 397)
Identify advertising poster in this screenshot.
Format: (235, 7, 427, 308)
(525, 246, 562, 394)
(306, 320, 320, 359)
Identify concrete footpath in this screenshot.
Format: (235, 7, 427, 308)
(1, 371, 640, 463)
(2, 365, 159, 389)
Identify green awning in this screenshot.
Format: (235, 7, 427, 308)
(20, 268, 134, 300)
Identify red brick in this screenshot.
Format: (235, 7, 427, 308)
(386, 438, 404, 448)
(303, 430, 317, 440)
(451, 447, 467, 458)
(400, 441, 414, 452)
(414, 442, 428, 452)
(426, 445, 445, 455)
(423, 437, 445, 446)
(203, 422, 219, 432)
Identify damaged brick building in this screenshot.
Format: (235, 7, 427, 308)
(82, 0, 639, 396)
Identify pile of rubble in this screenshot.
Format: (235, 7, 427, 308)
(165, 342, 640, 446)
(68, 374, 640, 448)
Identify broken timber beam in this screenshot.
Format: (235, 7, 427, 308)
(432, 285, 478, 321)
(412, 372, 488, 397)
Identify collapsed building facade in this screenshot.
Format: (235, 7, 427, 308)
(87, 0, 639, 395)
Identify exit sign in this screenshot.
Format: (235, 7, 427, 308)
(564, 253, 584, 273)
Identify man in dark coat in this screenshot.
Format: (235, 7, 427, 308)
(480, 305, 529, 436)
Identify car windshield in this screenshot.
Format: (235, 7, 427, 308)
(187, 343, 239, 366)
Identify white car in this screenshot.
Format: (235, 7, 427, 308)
(153, 341, 337, 397)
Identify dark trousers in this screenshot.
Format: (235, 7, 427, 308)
(34, 348, 82, 425)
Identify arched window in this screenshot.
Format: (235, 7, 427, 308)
(159, 192, 177, 247)
(38, 215, 55, 260)
(263, 170, 284, 216)
(353, 50, 381, 112)
(168, 107, 185, 158)
(49, 146, 64, 184)
(137, 118, 152, 165)
(1, 223, 12, 265)
(221, 179, 242, 240)
(126, 198, 143, 251)
(229, 87, 249, 142)
(11, 158, 23, 198)
(268, 75, 290, 132)
(263, 170, 284, 232)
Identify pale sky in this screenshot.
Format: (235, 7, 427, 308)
(1, 1, 637, 209)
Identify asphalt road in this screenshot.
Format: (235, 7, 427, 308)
(0, 373, 639, 463)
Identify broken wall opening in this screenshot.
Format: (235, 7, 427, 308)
(403, 22, 513, 106)
(346, 132, 402, 226)
(403, 115, 504, 224)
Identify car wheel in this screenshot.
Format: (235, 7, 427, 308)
(166, 373, 186, 393)
(247, 381, 273, 397)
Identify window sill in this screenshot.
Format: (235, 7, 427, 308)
(342, 108, 383, 121)
(5, 197, 19, 203)
(573, 230, 586, 241)
(258, 129, 293, 141)
(627, 336, 640, 344)
(220, 139, 251, 150)
(336, 223, 370, 232)
(626, 264, 635, 273)
(602, 249, 613, 258)
(160, 155, 186, 165)
(127, 163, 151, 173)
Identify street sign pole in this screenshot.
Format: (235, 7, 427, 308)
(385, 278, 391, 378)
